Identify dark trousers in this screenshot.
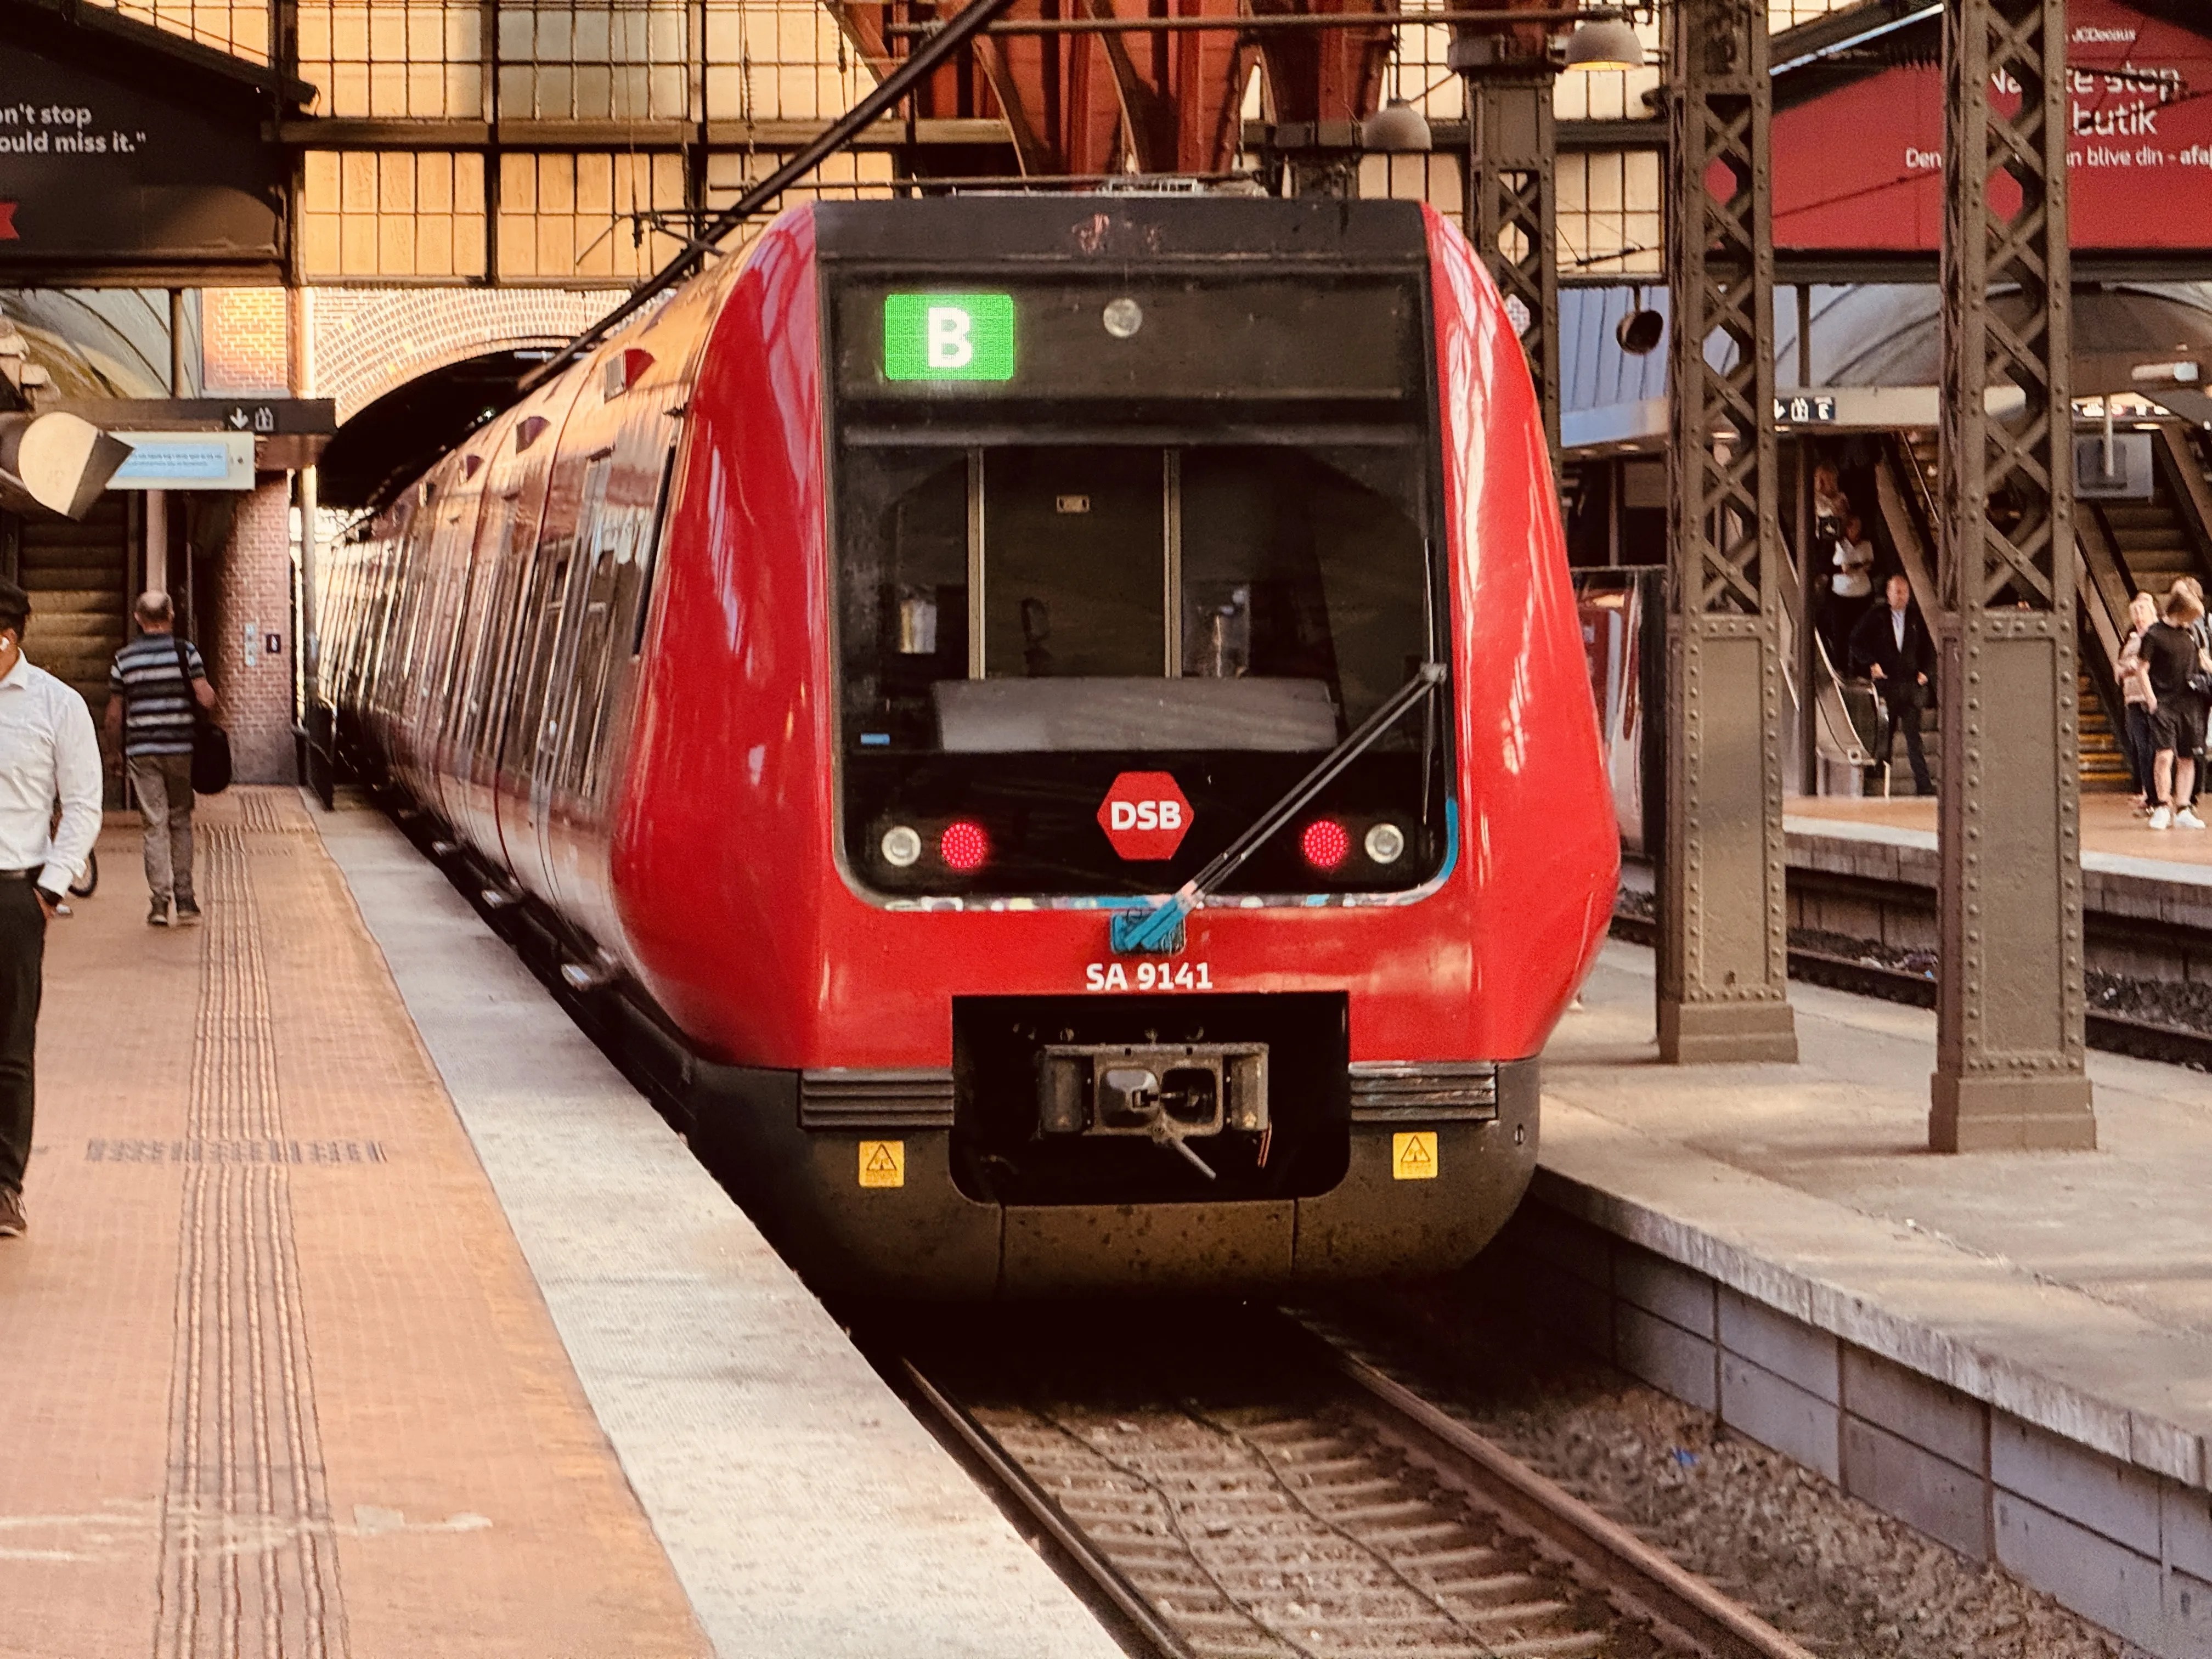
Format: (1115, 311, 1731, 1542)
(0, 881, 45, 1192)
(1877, 678, 1936, 794)
(2125, 704, 2158, 799)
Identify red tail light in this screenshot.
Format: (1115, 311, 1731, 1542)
(940, 820, 991, 872)
(1300, 818, 1350, 872)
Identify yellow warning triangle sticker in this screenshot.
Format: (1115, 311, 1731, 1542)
(1392, 1131, 1438, 1180)
(859, 1139, 906, 1188)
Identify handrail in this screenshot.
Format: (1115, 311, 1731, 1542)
(2155, 422, 2212, 572)
(1874, 434, 1943, 623)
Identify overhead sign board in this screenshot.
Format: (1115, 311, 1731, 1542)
(108, 432, 255, 492)
(883, 294, 1018, 382)
(1775, 0, 2212, 252)
(0, 8, 295, 280)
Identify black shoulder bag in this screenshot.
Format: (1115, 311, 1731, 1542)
(171, 637, 234, 795)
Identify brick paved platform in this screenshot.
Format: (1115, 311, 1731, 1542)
(0, 788, 710, 1657)
(311, 792, 1124, 1659)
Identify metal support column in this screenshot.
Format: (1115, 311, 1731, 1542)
(1658, 0, 1796, 1063)
(1457, 47, 1559, 450)
(1930, 0, 2095, 1149)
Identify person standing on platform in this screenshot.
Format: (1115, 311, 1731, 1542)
(103, 592, 215, 927)
(2137, 582, 2210, 831)
(0, 578, 104, 1239)
(2117, 591, 2160, 813)
(2184, 577, 2212, 812)
(1849, 573, 1937, 796)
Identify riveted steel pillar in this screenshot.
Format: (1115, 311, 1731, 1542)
(1658, 0, 1796, 1064)
(1458, 53, 1559, 450)
(1931, 0, 2095, 1150)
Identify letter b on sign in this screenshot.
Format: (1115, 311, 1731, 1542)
(1098, 772, 1195, 861)
(884, 293, 1016, 381)
(926, 307, 973, 369)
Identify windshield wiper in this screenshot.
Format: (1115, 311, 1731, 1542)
(1109, 662, 1448, 955)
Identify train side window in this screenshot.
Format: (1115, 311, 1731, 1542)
(557, 456, 628, 800)
(631, 445, 677, 657)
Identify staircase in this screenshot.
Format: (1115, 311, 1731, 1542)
(2086, 495, 2198, 601)
(19, 494, 128, 715)
(2078, 667, 2135, 793)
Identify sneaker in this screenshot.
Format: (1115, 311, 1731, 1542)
(148, 899, 170, 927)
(2178, 810, 2207, 831)
(174, 901, 202, 926)
(2150, 806, 2173, 830)
(0, 1187, 23, 1238)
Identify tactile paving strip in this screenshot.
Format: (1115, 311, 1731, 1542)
(0, 788, 709, 1659)
(154, 826, 347, 1659)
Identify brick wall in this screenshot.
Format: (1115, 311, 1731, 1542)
(197, 291, 295, 782)
(210, 481, 295, 784)
(314, 288, 614, 422)
(201, 289, 290, 394)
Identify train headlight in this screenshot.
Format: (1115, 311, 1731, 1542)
(940, 820, 991, 872)
(1102, 297, 1144, 340)
(1364, 822, 1407, 865)
(1300, 818, 1351, 872)
(881, 825, 922, 868)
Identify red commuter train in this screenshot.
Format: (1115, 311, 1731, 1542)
(321, 192, 1617, 1297)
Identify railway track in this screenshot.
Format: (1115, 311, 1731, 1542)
(1607, 911, 2212, 1071)
(885, 1307, 1818, 1659)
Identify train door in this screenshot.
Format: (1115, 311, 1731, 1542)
(979, 447, 1169, 678)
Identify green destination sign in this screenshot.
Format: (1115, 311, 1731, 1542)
(883, 293, 1015, 382)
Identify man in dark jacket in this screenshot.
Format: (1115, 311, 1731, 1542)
(1850, 573, 1937, 795)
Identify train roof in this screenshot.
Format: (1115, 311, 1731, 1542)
(809, 194, 1432, 268)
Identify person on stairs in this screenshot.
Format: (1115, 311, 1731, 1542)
(103, 592, 216, 925)
(1849, 573, 1937, 797)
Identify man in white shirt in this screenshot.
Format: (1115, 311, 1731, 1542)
(0, 578, 103, 1237)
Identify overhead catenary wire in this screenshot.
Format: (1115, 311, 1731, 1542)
(517, 0, 1024, 395)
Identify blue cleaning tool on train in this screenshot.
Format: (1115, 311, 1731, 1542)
(1108, 664, 1446, 957)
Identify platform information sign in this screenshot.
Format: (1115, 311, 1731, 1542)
(108, 432, 254, 492)
(882, 294, 1016, 382)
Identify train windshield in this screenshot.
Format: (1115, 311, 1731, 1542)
(825, 235, 1447, 900)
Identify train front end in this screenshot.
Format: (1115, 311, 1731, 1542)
(633, 194, 1617, 1296)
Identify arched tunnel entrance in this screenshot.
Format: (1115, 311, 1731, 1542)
(317, 348, 552, 512)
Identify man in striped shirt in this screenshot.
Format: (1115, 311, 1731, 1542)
(103, 593, 216, 927)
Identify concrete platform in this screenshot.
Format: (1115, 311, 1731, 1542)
(1752, 794, 2212, 981)
(0, 786, 1120, 1659)
(1503, 939, 2212, 1658)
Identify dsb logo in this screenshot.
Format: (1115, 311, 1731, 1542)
(1108, 799, 1183, 832)
(1097, 771, 1195, 861)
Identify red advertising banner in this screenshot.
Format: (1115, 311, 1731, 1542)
(1774, 0, 2212, 251)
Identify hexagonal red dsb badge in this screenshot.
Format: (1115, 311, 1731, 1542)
(1097, 771, 1194, 861)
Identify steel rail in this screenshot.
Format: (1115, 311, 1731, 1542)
(895, 1357, 1200, 1659)
(1610, 909, 2212, 1071)
(898, 1312, 1824, 1659)
(1297, 1323, 1825, 1659)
